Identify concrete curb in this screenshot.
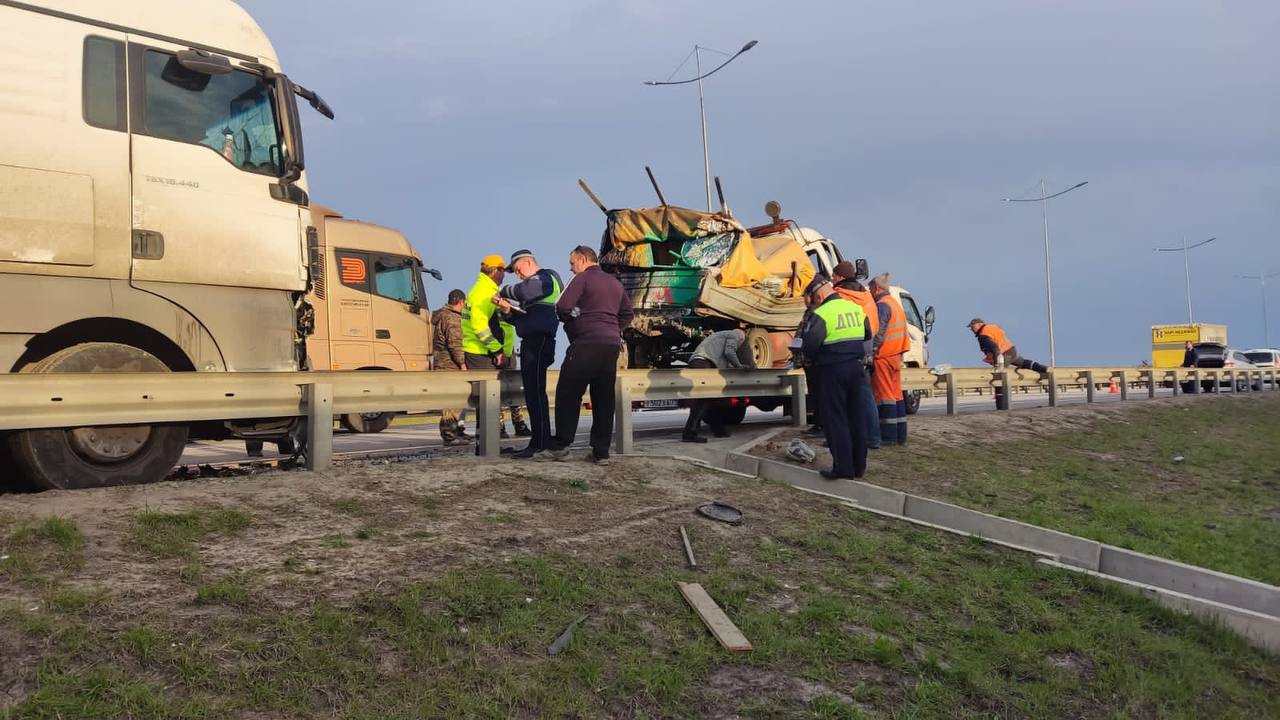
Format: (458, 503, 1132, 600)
(1039, 559, 1280, 655)
(725, 451, 1280, 656)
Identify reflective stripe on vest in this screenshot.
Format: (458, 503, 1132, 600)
(530, 272, 562, 306)
(877, 294, 911, 357)
(835, 287, 879, 337)
(814, 297, 867, 345)
(978, 324, 1013, 355)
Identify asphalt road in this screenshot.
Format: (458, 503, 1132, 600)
(177, 383, 1200, 467)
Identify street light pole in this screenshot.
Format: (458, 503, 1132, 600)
(1241, 270, 1279, 347)
(1154, 237, 1216, 325)
(695, 49, 712, 211)
(1003, 179, 1088, 368)
(646, 41, 758, 212)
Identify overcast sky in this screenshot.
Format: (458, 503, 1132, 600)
(242, 0, 1279, 366)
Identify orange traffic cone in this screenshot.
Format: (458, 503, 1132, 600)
(1108, 378, 1120, 394)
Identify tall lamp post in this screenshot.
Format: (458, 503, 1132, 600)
(1241, 270, 1279, 347)
(1153, 237, 1216, 324)
(646, 41, 758, 211)
(1002, 179, 1088, 368)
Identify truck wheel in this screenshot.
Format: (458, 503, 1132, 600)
(903, 390, 922, 415)
(340, 412, 395, 434)
(712, 404, 748, 426)
(7, 343, 188, 490)
(745, 328, 774, 368)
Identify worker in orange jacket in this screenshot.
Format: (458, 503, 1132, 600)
(832, 261, 881, 450)
(967, 318, 1048, 409)
(870, 273, 910, 445)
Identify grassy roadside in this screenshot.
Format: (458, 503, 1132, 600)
(1, 456, 1278, 718)
(846, 394, 1280, 586)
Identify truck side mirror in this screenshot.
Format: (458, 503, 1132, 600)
(854, 258, 869, 281)
(424, 268, 443, 281)
(924, 306, 936, 336)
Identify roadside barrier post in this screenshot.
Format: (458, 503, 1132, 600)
(787, 373, 807, 428)
(476, 379, 501, 458)
(1145, 370, 1156, 399)
(1084, 371, 1096, 403)
(945, 373, 958, 415)
(996, 371, 1010, 411)
(1190, 370, 1201, 394)
(1047, 369, 1058, 407)
(304, 383, 333, 471)
(1118, 370, 1129, 401)
(1212, 370, 1222, 394)
(614, 376, 634, 455)
(1171, 370, 1181, 396)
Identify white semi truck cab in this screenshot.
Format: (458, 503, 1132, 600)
(0, 0, 335, 489)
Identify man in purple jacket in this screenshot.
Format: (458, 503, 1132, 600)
(545, 245, 633, 465)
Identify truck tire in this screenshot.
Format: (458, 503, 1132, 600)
(340, 412, 395, 434)
(712, 404, 748, 426)
(745, 328, 774, 369)
(7, 343, 188, 490)
(903, 390, 922, 415)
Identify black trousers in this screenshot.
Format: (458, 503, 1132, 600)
(552, 343, 619, 459)
(519, 334, 556, 450)
(804, 365, 821, 426)
(683, 357, 721, 436)
(818, 361, 868, 478)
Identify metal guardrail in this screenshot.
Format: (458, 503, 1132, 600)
(0, 366, 1275, 470)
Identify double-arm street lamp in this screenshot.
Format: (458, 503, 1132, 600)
(1002, 179, 1089, 368)
(1153, 237, 1217, 324)
(1241, 270, 1279, 347)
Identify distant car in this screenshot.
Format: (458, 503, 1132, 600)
(1224, 349, 1264, 391)
(1243, 348, 1280, 368)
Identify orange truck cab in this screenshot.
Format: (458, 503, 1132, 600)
(305, 205, 434, 432)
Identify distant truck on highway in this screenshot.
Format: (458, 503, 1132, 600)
(305, 206, 436, 434)
(0, 0, 342, 488)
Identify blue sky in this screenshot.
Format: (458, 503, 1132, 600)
(242, 0, 1279, 366)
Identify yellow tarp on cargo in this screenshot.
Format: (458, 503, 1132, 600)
(746, 232, 815, 296)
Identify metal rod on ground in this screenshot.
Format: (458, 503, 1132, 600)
(680, 525, 697, 569)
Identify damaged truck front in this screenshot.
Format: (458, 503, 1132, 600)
(598, 203, 846, 371)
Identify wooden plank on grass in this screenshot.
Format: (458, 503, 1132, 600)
(677, 582, 752, 652)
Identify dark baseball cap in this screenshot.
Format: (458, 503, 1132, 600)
(966, 317, 984, 327)
(507, 249, 534, 271)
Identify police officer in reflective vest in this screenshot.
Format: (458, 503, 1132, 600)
(800, 274, 872, 480)
(870, 273, 911, 445)
(495, 249, 563, 458)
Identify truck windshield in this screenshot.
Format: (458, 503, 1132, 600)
(143, 50, 283, 176)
